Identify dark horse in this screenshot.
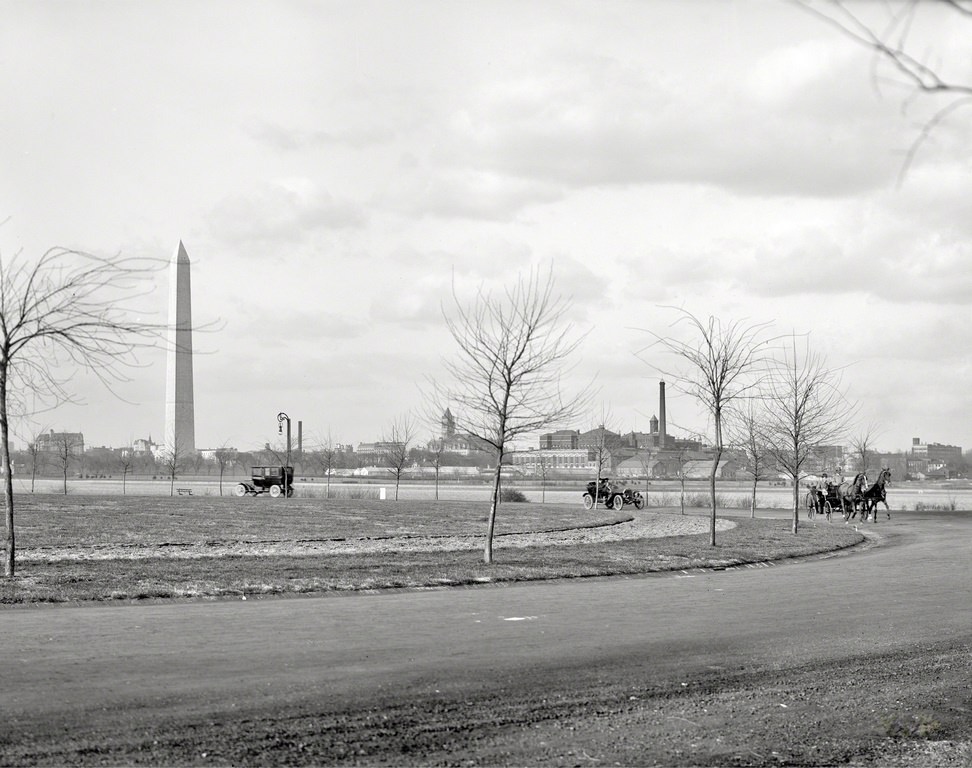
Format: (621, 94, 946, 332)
(839, 472, 868, 521)
(861, 467, 892, 521)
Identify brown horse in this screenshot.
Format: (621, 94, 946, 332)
(839, 472, 868, 521)
(861, 467, 892, 521)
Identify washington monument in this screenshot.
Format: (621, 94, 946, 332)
(164, 241, 195, 454)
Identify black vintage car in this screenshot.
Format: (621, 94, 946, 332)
(582, 477, 644, 511)
(236, 466, 294, 498)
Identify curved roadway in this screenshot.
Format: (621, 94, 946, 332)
(2, 510, 970, 766)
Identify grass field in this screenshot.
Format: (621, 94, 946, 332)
(1, 494, 864, 604)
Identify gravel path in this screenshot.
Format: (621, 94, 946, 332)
(20, 511, 735, 561)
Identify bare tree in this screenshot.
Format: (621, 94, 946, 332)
(536, 450, 550, 503)
(118, 451, 134, 495)
(673, 445, 690, 516)
(24, 430, 46, 493)
(160, 434, 188, 497)
(383, 414, 415, 501)
(761, 334, 858, 533)
(0, 248, 160, 576)
(795, 0, 972, 182)
(313, 433, 340, 500)
(51, 432, 83, 495)
(849, 422, 882, 477)
(637, 449, 655, 498)
(726, 399, 772, 519)
(213, 448, 237, 496)
(586, 412, 620, 510)
(639, 310, 771, 545)
(427, 437, 445, 501)
(432, 265, 591, 564)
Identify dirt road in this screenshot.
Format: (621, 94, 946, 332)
(2, 510, 969, 766)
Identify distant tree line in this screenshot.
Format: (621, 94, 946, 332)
(9, 442, 494, 483)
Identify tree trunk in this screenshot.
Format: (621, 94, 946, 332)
(434, 466, 439, 501)
(750, 476, 757, 519)
(325, 470, 331, 500)
(792, 477, 800, 534)
(2, 370, 14, 577)
(484, 450, 503, 564)
(709, 455, 721, 543)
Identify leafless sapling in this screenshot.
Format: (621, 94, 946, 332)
(639, 309, 771, 545)
(433, 265, 591, 564)
(760, 333, 858, 533)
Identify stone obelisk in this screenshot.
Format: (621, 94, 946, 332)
(164, 241, 195, 454)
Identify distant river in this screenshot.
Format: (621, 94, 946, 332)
(15, 477, 972, 511)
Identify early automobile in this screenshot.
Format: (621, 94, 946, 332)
(582, 477, 645, 511)
(236, 466, 294, 498)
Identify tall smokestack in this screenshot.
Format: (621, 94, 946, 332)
(297, 421, 303, 454)
(659, 380, 667, 450)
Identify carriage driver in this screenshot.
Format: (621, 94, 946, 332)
(820, 473, 831, 494)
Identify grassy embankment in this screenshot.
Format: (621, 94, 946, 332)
(0, 494, 863, 604)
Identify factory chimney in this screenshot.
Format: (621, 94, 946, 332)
(659, 380, 667, 450)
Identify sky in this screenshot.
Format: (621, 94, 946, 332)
(1, 0, 969, 455)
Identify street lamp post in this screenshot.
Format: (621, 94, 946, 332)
(278, 412, 292, 497)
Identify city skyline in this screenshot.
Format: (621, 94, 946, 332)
(18, 415, 964, 460)
(1, 2, 969, 453)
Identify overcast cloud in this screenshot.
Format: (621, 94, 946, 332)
(0, 0, 968, 454)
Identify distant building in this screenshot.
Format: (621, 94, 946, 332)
(435, 409, 491, 455)
(131, 436, 158, 456)
(681, 459, 739, 480)
(511, 447, 594, 475)
(615, 453, 662, 479)
(910, 438, 963, 479)
(540, 429, 580, 449)
(578, 425, 622, 449)
(911, 438, 962, 463)
(35, 430, 85, 456)
(356, 441, 403, 456)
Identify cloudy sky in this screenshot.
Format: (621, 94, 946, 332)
(1, 0, 969, 455)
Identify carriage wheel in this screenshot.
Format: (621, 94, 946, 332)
(235, 483, 248, 497)
(633, 494, 644, 510)
(823, 501, 834, 522)
(611, 494, 625, 511)
(582, 493, 594, 510)
(286, 487, 294, 498)
(269, 484, 282, 498)
(804, 493, 815, 519)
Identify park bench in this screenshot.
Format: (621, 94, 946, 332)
(176, 488, 193, 496)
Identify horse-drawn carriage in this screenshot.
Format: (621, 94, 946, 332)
(805, 482, 843, 522)
(582, 478, 645, 511)
(805, 468, 892, 522)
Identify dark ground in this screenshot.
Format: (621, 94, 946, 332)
(2, 510, 969, 766)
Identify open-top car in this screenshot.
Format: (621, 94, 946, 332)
(582, 477, 644, 510)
